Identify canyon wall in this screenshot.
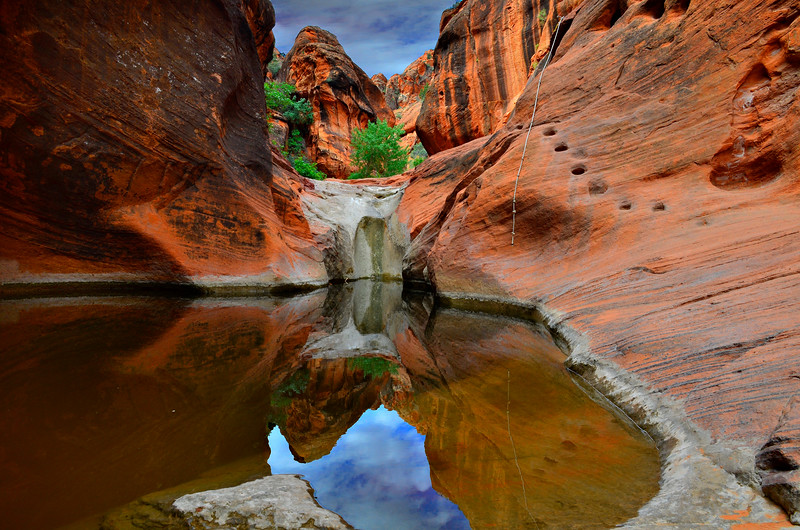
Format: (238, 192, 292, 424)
(416, 0, 558, 154)
(400, 0, 800, 521)
(0, 0, 327, 293)
(277, 27, 395, 180)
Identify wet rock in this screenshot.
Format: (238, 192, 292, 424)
(277, 27, 395, 179)
(173, 474, 352, 529)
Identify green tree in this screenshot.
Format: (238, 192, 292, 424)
(348, 120, 409, 179)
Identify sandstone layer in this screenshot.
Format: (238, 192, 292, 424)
(384, 50, 434, 111)
(277, 27, 395, 180)
(400, 0, 800, 522)
(416, 0, 556, 154)
(0, 0, 327, 293)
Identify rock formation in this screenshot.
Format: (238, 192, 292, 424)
(0, 0, 327, 293)
(400, 0, 800, 522)
(277, 27, 395, 180)
(416, 0, 554, 154)
(384, 50, 434, 111)
(371, 73, 388, 94)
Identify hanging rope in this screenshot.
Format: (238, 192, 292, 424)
(512, 16, 565, 246)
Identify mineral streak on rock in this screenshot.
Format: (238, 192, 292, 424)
(0, 0, 327, 292)
(416, 0, 558, 154)
(277, 26, 395, 180)
(400, 0, 800, 521)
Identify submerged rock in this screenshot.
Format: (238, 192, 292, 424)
(173, 474, 352, 529)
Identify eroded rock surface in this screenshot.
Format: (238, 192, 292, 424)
(416, 0, 555, 154)
(385, 50, 434, 111)
(277, 27, 395, 179)
(400, 0, 800, 523)
(173, 475, 352, 529)
(0, 0, 327, 293)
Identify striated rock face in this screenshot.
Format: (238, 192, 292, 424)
(385, 50, 434, 111)
(0, 0, 327, 293)
(277, 27, 395, 179)
(401, 0, 800, 521)
(371, 73, 388, 94)
(416, 0, 554, 154)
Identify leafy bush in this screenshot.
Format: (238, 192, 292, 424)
(292, 157, 326, 180)
(538, 7, 547, 24)
(267, 57, 282, 77)
(263, 81, 313, 127)
(347, 356, 398, 378)
(348, 120, 409, 179)
(419, 83, 430, 101)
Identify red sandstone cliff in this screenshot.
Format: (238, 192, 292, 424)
(416, 0, 557, 154)
(0, 0, 327, 292)
(400, 0, 800, 521)
(385, 51, 435, 111)
(277, 27, 395, 180)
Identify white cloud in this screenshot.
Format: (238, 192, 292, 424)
(271, 0, 454, 76)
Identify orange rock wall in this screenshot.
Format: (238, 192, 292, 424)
(0, 0, 326, 292)
(385, 50, 434, 111)
(416, 0, 558, 154)
(277, 27, 395, 180)
(400, 0, 800, 517)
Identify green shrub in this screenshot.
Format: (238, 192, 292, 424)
(292, 157, 326, 180)
(347, 356, 398, 378)
(348, 120, 409, 179)
(538, 7, 547, 24)
(264, 81, 313, 127)
(419, 83, 430, 101)
(267, 57, 282, 76)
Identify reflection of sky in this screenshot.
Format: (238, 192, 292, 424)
(268, 406, 470, 530)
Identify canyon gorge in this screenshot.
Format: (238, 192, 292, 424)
(2, 0, 800, 527)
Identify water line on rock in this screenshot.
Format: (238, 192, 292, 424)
(512, 16, 565, 246)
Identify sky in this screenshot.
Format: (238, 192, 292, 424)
(271, 0, 457, 77)
(268, 406, 469, 529)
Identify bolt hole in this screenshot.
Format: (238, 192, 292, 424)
(619, 201, 632, 210)
(554, 143, 568, 152)
(653, 201, 666, 211)
(516, 123, 524, 130)
(571, 166, 586, 175)
(543, 128, 557, 137)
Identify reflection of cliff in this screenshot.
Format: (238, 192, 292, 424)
(394, 309, 661, 528)
(0, 284, 659, 528)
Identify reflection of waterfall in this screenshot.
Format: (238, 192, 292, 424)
(301, 280, 404, 360)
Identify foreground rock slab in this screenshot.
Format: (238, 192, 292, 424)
(173, 474, 352, 529)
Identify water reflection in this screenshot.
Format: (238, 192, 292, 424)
(268, 407, 469, 530)
(0, 283, 660, 529)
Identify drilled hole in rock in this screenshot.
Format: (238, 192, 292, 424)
(641, 0, 666, 19)
(516, 124, 524, 130)
(554, 143, 568, 152)
(543, 128, 557, 137)
(571, 166, 586, 175)
(619, 201, 632, 210)
(588, 179, 609, 195)
(653, 201, 666, 211)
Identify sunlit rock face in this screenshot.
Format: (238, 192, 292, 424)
(399, 0, 800, 521)
(0, 0, 327, 292)
(416, 0, 555, 154)
(385, 50, 435, 111)
(277, 26, 395, 180)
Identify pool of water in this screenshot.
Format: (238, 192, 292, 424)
(0, 281, 660, 529)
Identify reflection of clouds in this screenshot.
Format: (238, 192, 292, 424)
(268, 407, 469, 530)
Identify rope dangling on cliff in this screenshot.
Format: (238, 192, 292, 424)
(511, 16, 565, 246)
